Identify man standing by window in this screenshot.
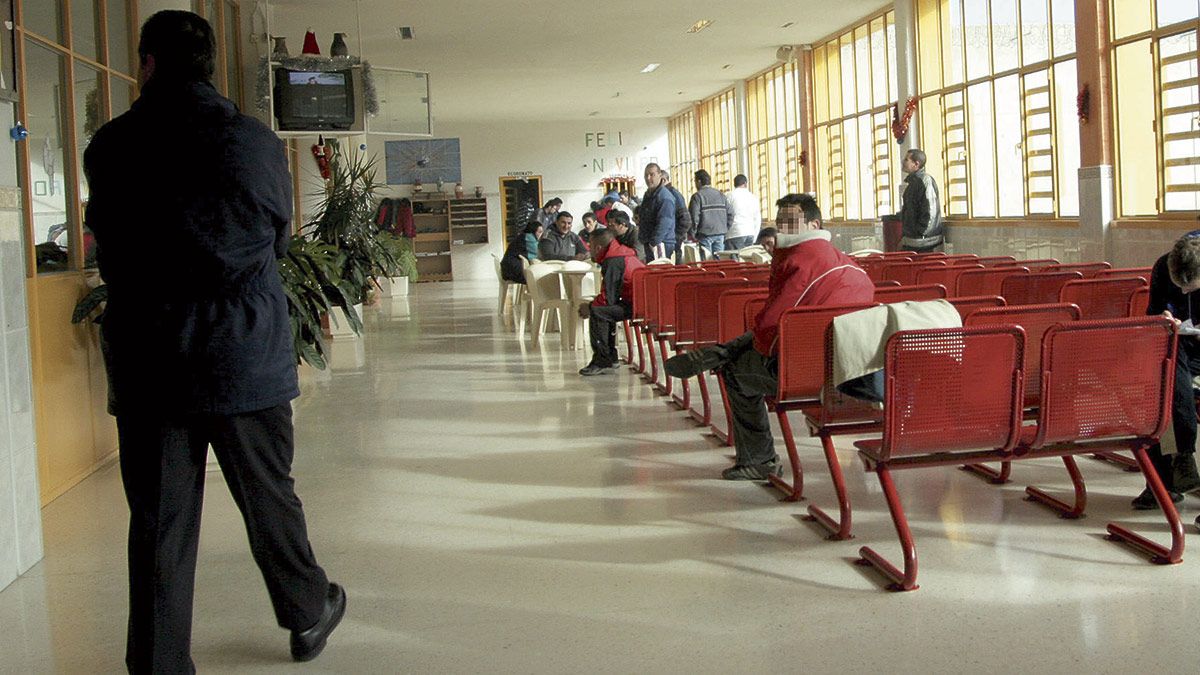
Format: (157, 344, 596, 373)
(898, 148, 944, 253)
(724, 174, 762, 250)
(689, 169, 729, 258)
(85, 11, 344, 672)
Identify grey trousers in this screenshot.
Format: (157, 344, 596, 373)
(719, 332, 780, 467)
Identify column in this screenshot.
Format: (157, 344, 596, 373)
(893, 0, 920, 153)
(1075, 0, 1116, 262)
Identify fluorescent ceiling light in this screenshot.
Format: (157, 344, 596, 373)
(687, 19, 713, 34)
(640, 63, 660, 73)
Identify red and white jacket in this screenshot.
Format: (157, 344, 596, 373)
(752, 230, 874, 355)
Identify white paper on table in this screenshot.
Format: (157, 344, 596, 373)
(1180, 319, 1200, 336)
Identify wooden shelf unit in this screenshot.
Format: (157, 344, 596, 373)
(412, 196, 452, 282)
(449, 197, 489, 245)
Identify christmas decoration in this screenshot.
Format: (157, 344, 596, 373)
(312, 135, 333, 180)
(891, 96, 918, 144)
(302, 30, 320, 55)
(798, 150, 807, 167)
(599, 174, 637, 188)
(1077, 84, 1090, 124)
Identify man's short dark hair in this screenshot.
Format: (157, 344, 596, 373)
(607, 210, 630, 227)
(756, 227, 778, 245)
(523, 221, 542, 235)
(555, 211, 573, 223)
(734, 174, 748, 188)
(591, 228, 615, 247)
(695, 169, 711, 187)
(776, 193, 822, 225)
(602, 195, 618, 205)
(544, 198, 563, 208)
(589, 201, 602, 212)
(138, 11, 216, 83)
(906, 149, 928, 169)
(1168, 234, 1200, 289)
(582, 211, 597, 222)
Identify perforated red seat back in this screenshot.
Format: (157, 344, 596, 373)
(643, 268, 685, 331)
(916, 264, 984, 295)
(1047, 262, 1112, 278)
(976, 256, 1017, 266)
(717, 288, 770, 342)
(996, 258, 1060, 269)
(1034, 317, 1175, 446)
(1096, 266, 1152, 282)
(775, 304, 876, 402)
(745, 297, 767, 332)
(691, 279, 753, 346)
(947, 295, 1006, 320)
(1059, 277, 1148, 320)
(737, 267, 772, 285)
(1001, 271, 1083, 306)
(631, 266, 673, 323)
(658, 271, 722, 336)
(881, 260, 947, 285)
(1129, 287, 1150, 317)
(874, 284, 948, 303)
(881, 326, 1025, 460)
(965, 303, 1081, 407)
(957, 267, 1029, 296)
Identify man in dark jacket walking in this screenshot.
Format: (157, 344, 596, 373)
(661, 170, 693, 261)
(84, 11, 343, 672)
(638, 163, 676, 261)
(898, 148, 944, 252)
(579, 228, 646, 375)
(689, 169, 729, 258)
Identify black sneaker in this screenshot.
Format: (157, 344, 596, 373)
(664, 345, 728, 379)
(579, 363, 616, 376)
(1174, 454, 1200, 494)
(721, 459, 782, 481)
(1131, 487, 1184, 510)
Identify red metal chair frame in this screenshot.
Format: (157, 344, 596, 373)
(946, 295, 1006, 320)
(916, 263, 984, 295)
(1046, 262, 1113, 278)
(956, 267, 1029, 296)
(1096, 266, 1152, 281)
(879, 260, 947, 286)
(678, 278, 753, 425)
(628, 266, 676, 374)
(873, 284, 948, 303)
(1059, 277, 1148, 320)
(975, 256, 1018, 266)
(1129, 287, 1150, 317)
(995, 258, 1060, 269)
(711, 288, 770, 445)
(854, 325, 1026, 591)
(655, 270, 723, 397)
(999, 271, 1083, 306)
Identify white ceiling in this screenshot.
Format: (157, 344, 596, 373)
(265, 0, 890, 123)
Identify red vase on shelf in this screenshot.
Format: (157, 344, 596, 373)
(302, 30, 321, 55)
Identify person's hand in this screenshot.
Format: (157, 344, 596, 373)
(578, 304, 591, 319)
(574, 253, 589, 261)
(1163, 310, 1182, 329)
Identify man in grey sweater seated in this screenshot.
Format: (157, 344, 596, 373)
(538, 211, 589, 261)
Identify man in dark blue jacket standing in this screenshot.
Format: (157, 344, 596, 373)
(637, 162, 676, 261)
(84, 11, 343, 672)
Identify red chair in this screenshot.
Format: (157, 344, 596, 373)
(736, 267, 772, 285)
(679, 279, 753, 425)
(1000, 271, 1083, 306)
(656, 270, 723, 396)
(957, 267, 1029, 296)
(770, 304, 878, 504)
(916, 264, 983, 295)
(996, 258, 1060, 269)
(1129, 287, 1150, 316)
(854, 325, 1026, 591)
(1059, 277, 1149, 320)
(636, 268, 679, 382)
(627, 267, 674, 373)
(1018, 317, 1182, 564)
(873, 284, 948, 303)
(1096, 266, 1152, 282)
(880, 260, 947, 285)
(961, 303, 1082, 485)
(711, 288, 770, 445)
(976, 256, 1018, 266)
(874, 280, 901, 288)
(1047, 262, 1112, 278)
(946, 295, 1005, 320)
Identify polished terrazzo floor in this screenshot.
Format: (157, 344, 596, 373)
(0, 280, 1195, 673)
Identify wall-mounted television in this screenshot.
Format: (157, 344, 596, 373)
(273, 68, 355, 131)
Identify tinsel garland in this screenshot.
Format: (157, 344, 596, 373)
(1077, 84, 1090, 124)
(891, 96, 918, 144)
(256, 55, 378, 118)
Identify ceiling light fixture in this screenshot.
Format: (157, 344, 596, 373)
(721, 64, 732, 70)
(781, 21, 795, 29)
(686, 19, 713, 34)
(396, 26, 414, 40)
(640, 63, 660, 73)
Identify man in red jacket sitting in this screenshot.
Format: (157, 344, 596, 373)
(579, 213, 646, 376)
(667, 194, 874, 479)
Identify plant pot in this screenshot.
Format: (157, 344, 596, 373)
(324, 303, 363, 340)
(377, 275, 410, 297)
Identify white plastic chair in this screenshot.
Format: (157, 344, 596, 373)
(648, 257, 674, 265)
(850, 248, 884, 257)
(493, 253, 522, 317)
(737, 245, 771, 264)
(523, 263, 572, 348)
(680, 242, 702, 264)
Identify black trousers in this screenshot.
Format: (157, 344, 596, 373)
(118, 403, 328, 674)
(589, 304, 629, 367)
(1148, 338, 1200, 486)
(719, 332, 781, 467)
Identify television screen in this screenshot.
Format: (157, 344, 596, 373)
(274, 68, 355, 131)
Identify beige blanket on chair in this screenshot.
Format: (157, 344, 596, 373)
(831, 300, 962, 388)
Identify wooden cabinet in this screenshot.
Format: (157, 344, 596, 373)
(411, 195, 492, 281)
(449, 198, 489, 245)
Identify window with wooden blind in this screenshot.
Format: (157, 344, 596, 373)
(668, 108, 699, 196)
(696, 88, 739, 191)
(811, 10, 899, 223)
(745, 60, 802, 216)
(914, 0, 1079, 221)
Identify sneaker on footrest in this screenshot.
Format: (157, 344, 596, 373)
(1131, 486, 1184, 510)
(721, 460, 781, 481)
(664, 345, 728, 379)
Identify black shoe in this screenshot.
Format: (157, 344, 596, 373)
(1195, 514, 1200, 533)
(579, 362, 616, 376)
(720, 459, 782, 481)
(1131, 487, 1184, 511)
(664, 345, 728, 379)
(1174, 454, 1200, 494)
(291, 583, 346, 662)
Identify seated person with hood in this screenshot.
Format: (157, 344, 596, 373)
(665, 194, 874, 480)
(500, 221, 542, 284)
(606, 210, 644, 262)
(579, 228, 646, 376)
(538, 211, 589, 261)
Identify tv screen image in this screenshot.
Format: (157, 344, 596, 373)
(274, 68, 355, 131)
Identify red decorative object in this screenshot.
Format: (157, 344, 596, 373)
(1077, 84, 1090, 124)
(798, 150, 807, 167)
(302, 30, 321, 55)
(311, 134, 332, 180)
(599, 174, 637, 188)
(891, 96, 918, 144)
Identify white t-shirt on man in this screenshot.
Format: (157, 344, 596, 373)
(725, 186, 762, 239)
